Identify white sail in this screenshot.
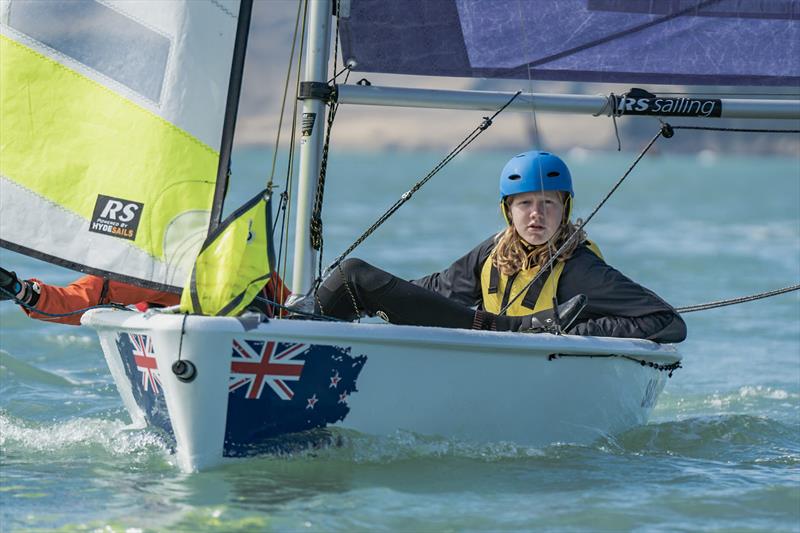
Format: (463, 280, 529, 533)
(0, 0, 244, 290)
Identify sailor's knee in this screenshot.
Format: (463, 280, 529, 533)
(339, 258, 370, 276)
(320, 258, 371, 294)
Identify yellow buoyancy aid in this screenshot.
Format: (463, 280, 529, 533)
(480, 241, 603, 316)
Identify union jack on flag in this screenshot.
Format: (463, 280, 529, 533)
(229, 340, 307, 400)
(224, 338, 367, 457)
(130, 333, 160, 394)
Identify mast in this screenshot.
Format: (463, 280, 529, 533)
(291, 0, 332, 296)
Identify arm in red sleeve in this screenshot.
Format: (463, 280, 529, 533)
(22, 275, 179, 326)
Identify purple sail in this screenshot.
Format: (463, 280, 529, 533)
(339, 0, 800, 86)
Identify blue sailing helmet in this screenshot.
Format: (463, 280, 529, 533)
(499, 150, 574, 224)
(499, 150, 574, 199)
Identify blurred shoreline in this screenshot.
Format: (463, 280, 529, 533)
(235, 1, 800, 156)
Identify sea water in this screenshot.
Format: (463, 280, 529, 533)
(1, 149, 798, 532)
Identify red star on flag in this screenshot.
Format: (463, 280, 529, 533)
(330, 370, 341, 389)
(306, 394, 318, 410)
(338, 392, 348, 404)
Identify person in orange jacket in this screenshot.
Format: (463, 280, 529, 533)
(0, 266, 290, 326)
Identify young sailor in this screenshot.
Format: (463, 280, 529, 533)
(0, 268, 290, 326)
(314, 150, 687, 343)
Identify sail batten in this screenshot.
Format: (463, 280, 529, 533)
(340, 0, 800, 87)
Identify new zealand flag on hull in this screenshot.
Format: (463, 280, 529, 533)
(224, 338, 367, 457)
(115, 333, 175, 438)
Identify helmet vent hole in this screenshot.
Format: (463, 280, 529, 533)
(508, 174, 522, 181)
(547, 171, 560, 177)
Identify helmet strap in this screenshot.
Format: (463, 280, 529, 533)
(500, 199, 511, 225)
(563, 194, 572, 222)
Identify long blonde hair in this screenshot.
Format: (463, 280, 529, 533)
(492, 194, 586, 276)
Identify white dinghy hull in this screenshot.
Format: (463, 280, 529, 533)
(82, 308, 680, 472)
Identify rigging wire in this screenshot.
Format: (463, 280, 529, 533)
(641, 90, 800, 98)
(513, 0, 566, 326)
(670, 125, 800, 134)
(5, 281, 796, 323)
(276, 0, 309, 304)
(320, 91, 523, 279)
(676, 284, 800, 314)
(499, 120, 800, 317)
(517, 0, 541, 150)
(266, 0, 305, 191)
(270, 0, 305, 305)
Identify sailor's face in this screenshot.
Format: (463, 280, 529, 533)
(508, 190, 564, 246)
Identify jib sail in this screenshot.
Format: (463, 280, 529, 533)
(0, 0, 250, 292)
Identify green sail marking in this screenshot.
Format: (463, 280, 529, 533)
(0, 35, 219, 261)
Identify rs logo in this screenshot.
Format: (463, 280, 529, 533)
(89, 194, 144, 241)
(99, 199, 140, 222)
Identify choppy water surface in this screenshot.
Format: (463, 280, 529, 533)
(1, 150, 798, 531)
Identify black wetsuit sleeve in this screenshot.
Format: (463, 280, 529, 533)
(411, 236, 496, 307)
(559, 248, 687, 343)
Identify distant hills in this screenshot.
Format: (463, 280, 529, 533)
(234, 1, 799, 156)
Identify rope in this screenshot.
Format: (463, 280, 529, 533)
(593, 92, 624, 149)
(550, 353, 682, 377)
(310, 0, 349, 273)
(651, 90, 800, 98)
(309, 100, 338, 252)
(498, 123, 668, 315)
(671, 125, 800, 134)
(252, 295, 343, 321)
(0, 281, 340, 322)
(0, 286, 129, 318)
(338, 262, 361, 322)
(620, 355, 682, 377)
(322, 91, 522, 279)
(677, 284, 800, 314)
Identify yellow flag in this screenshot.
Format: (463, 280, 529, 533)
(180, 190, 274, 316)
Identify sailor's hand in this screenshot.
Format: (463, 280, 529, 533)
(521, 294, 588, 334)
(0, 266, 40, 305)
(0, 266, 23, 301)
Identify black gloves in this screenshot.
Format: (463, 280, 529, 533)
(0, 266, 21, 301)
(522, 294, 588, 334)
(0, 266, 40, 306)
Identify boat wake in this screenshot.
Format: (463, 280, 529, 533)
(280, 414, 800, 468)
(2, 409, 796, 473)
(602, 414, 800, 465)
(0, 411, 172, 464)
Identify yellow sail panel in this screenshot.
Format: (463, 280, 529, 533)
(0, 0, 243, 290)
(181, 192, 274, 316)
(0, 34, 218, 261)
